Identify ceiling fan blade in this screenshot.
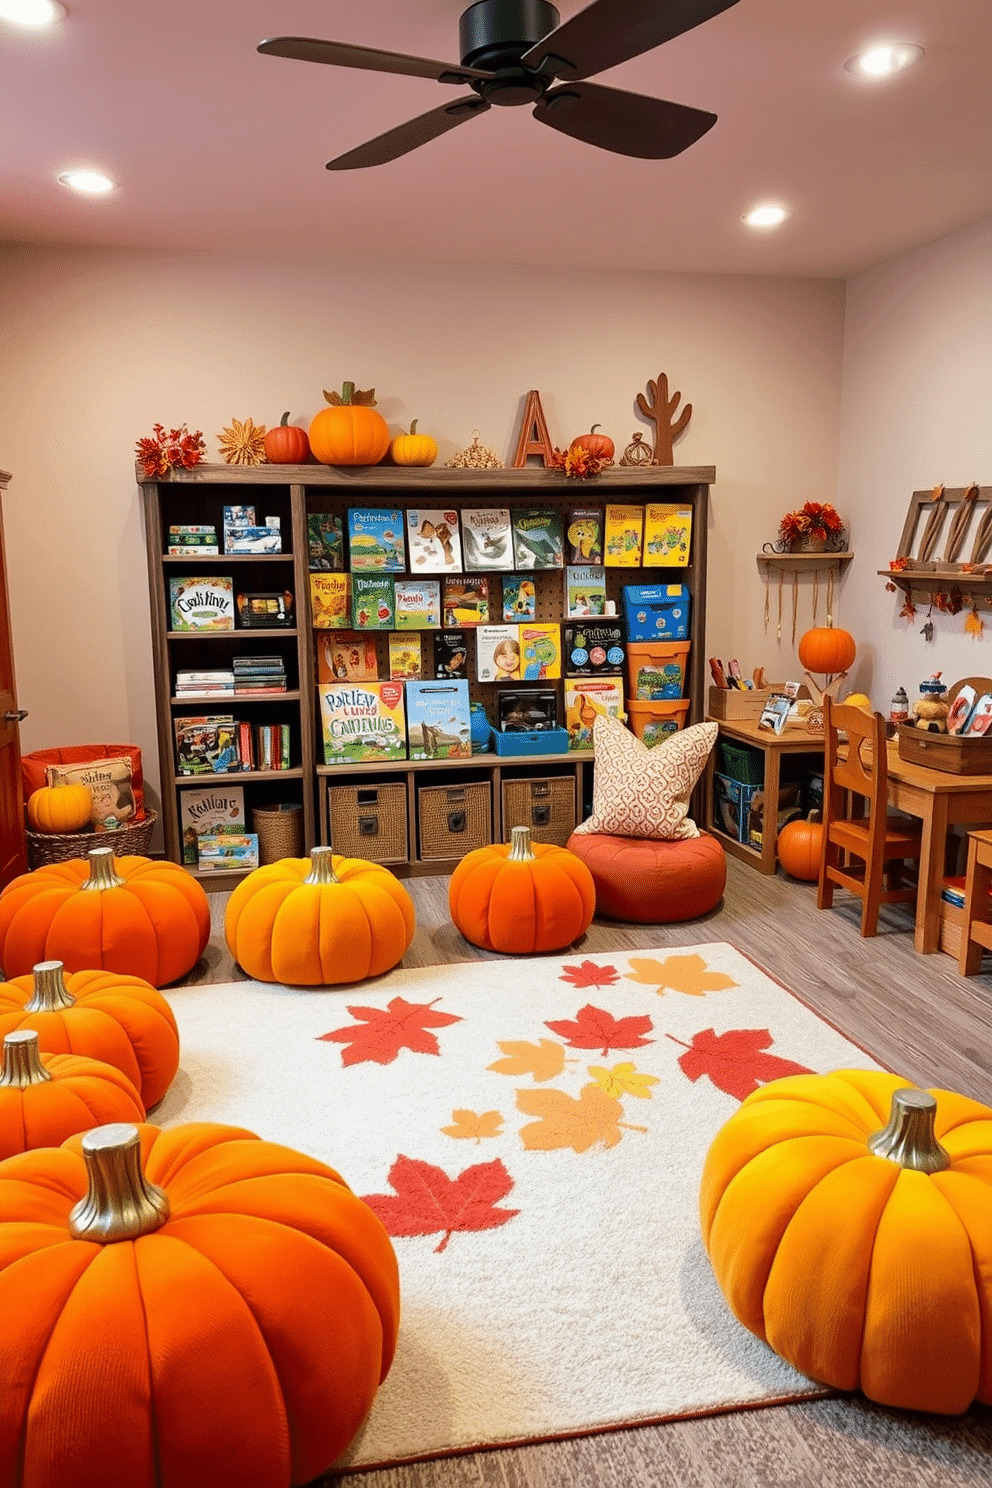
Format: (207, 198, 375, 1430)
(258, 36, 493, 85)
(521, 0, 740, 81)
(326, 96, 491, 170)
(533, 81, 716, 159)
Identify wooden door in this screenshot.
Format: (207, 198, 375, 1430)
(0, 471, 27, 886)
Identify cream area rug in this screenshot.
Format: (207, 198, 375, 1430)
(155, 944, 884, 1471)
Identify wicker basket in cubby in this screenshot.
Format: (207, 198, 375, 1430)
(25, 811, 158, 870)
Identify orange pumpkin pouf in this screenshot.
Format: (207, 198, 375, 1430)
(449, 825, 595, 954)
(0, 1028, 145, 1158)
(0, 846, 210, 987)
(565, 831, 726, 923)
(0, 1120, 400, 1486)
(0, 959, 180, 1108)
(701, 1070, 992, 1415)
(225, 846, 415, 985)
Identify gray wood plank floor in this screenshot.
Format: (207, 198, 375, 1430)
(191, 859, 992, 1487)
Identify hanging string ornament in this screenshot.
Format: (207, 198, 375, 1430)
(445, 431, 503, 470)
(619, 432, 653, 467)
(217, 417, 268, 465)
(920, 605, 934, 643)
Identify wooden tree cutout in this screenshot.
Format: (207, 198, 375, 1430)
(635, 373, 692, 465)
(512, 389, 555, 468)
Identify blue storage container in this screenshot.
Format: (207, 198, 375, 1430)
(489, 727, 571, 757)
(622, 583, 691, 642)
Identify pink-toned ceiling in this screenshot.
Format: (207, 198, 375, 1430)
(2, 1, 990, 276)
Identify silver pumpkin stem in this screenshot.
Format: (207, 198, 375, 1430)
(868, 1088, 951, 1173)
(81, 847, 126, 892)
(25, 960, 76, 1013)
(68, 1123, 171, 1243)
(0, 1029, 53, 1087)
(507, 826, 536, 862)
(303, 846, 340, 885)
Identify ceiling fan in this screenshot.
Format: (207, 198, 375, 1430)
(258, 0, 739, 170)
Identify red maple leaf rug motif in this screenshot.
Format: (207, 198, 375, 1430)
(362, 1155, 519, 1253)
(558, 959, 620, 989)
(545, 1002, 654, 1058)
(669, 1027, 813, 1100)
(318, 996, 462, 1066)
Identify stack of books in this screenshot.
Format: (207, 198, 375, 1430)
(233, 656, 287, 695)
(168, 524, 218, 556)
(175, 669, 235, 698)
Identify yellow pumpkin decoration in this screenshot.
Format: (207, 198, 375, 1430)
(26, 783, 93, 835)
(390, 419, 438, 467)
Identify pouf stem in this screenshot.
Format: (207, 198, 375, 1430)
(868, 1088, 950, 1172)
(69, 1123, 171, 1242)
(0, 1029, 52, 1087)
(24, 960, 76, 1012)
(304, 846, 340, 885)
(507, 826, 537, 862)
(82, 847, 126, 892)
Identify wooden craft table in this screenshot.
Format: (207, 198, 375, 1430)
(704, 717, 825, 875)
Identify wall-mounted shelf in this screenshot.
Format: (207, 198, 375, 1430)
(757, 551, 853, 572)
(879, 567, 992, 608)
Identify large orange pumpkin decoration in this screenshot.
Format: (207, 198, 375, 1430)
(449, 825, 596, 954)
(0, 959, 180, 1107)
(776, 815, 824, 882)
(568, 424, 615, 463)
(0, 847, 210, 987)
(263, 410, 310, 464)
(700, 1071, 992, 1414)
(26, 782, 92, 834)
(309, 382, 390, 467)
(0, 1028, 145, 1158)
(0, 1119, 400, 1485)
(797, 626, 856, 676)
(225, 846, 415, 985)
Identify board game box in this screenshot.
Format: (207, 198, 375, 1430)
(389, 633, 423, 681)
(309, 573, 350, 629)
(565, 566, 607, 617)
(315, 631, 378, 683)
(563, 621, 626, 676)
(500, 575, 536, 621)
(307, 512, 344, 571)
(564, 680, 625, 750)
(476, 625, 520, 682)
(461, 508, 513, 571)
(405, 679, 472, 761)
(518, 622, 562, 680)
(347, 508, 406, 571)
(434, 631, 468, 679)
(442, 576, 489, 626)
(512, 509, 564, 570)
(179, 785, 246, 866)
(394, 579, 441, 629)
(604, 505, 644, 566)
(319, 681, 406, 765)
(643, 504, 693, 567)
(565, 507, 603, 565)
(407, 509, 463, 572)
(352, 574, 395, 629)
(169, 576, 235, 631)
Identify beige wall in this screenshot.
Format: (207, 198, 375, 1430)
(0, 244, 846, 820)
(837, 214, 992, 707)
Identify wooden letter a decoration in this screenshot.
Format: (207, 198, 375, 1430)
(511, 390, 555, 468)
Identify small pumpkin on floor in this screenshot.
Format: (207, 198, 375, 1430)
(700, 1069, 992, 1415)
(776, 813, 824, 882)
(449, 825, 596, 954)
(0, 1119, 400, 1485)
(0, 1028, 145, 1159)
(0, 960, 180, 1108)
(224, 845, 416, 984)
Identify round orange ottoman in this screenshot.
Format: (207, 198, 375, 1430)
(566, 831, 726, 923)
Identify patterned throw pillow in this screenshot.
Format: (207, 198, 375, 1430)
(572, 713, 718, 841)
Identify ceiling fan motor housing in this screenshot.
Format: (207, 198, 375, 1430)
(459, 0, 561, 73)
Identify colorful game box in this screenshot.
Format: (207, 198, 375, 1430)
(622, 583, 690, 641)
(389, 633, 422, 681)
(643, 504, 693, 567)
(179, 786, 246, 866)
(512, 509, 564, 570)
(407, 509, 462, 572)
(518, 622, 562, 680)
(501, 575, 536, 621)
(319, 681, 407, 765)
(443, 576, 489, 626)
(307, 512, 344, 570)
(406, 679, 472, 761)
(169, 576, 235, 631)
(434, 631, 468, 680)
(347, 508, 406, 571)
(564, 680, 625, 751)
(352, 574, 395, 629)
(565, 507, 603, 565)
(315, 631, 378, 683)
(565, 566, 607, 617)
(309, 573, 350, 629)
(476, 625, 520, 682)
(604, 505, 644, 566)
(563, 621, 626, 676)
(461, 508, 513, 570)
(394, 579, 441, 629)
(196, 833, 260, 871)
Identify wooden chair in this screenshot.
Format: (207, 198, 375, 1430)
(817, 696, 923, 936)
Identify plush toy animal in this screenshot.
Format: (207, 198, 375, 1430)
(909, 696, 949, 733)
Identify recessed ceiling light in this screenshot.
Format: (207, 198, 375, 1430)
(58, 169, 115, 194)
(743, 204, 788, 229)
(844, 42, 924, 78)
(0, 0, 67, 25)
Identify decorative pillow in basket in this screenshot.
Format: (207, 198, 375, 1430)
(572, 712, 718, 841)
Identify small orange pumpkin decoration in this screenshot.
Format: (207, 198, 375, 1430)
(449, 825, 596, 954)
(0, 1028, 145, 1159)
(26, 782, 92, 834)
(390, 418, 438, 467)
(263, 410, 310, 464)
(0, 960, 180, 1108)
(225, 846, 415, 985)
(0, 1119, 400, 1483)
(0, 847, 210, 987)
(797, 625, 857, 676)
(776, 815, 824, 882)
(309, 382, 390, 466)
(568, 423, 614, 463)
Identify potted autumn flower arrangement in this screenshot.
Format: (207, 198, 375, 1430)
(778, 501, 845, 552)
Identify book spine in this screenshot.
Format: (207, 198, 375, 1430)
(238, 720, 254, 770)
(258, 725, 272, 771)
(280, 724, 291, 770)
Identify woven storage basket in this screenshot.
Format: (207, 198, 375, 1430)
(328, 782, 408, 864)
(25, 810, 157, 870)
(251, 803, 304, 866)
(501, 776, 576, 847)
(418, 781, 492, 861)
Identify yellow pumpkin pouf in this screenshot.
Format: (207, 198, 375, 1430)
(0, 1120, 400, 1486)
(225, 846, 415, 985)
(449, 825, 596, 954)
(700, 1069, 992, 1414)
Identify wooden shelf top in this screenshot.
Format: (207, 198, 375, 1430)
(162, 553, 294, 563)
(317, 749, 590, 776)
(758, 551, 853, 567)
(138, 462, 716, 491)
(878, 567, 992, 585)
(166, 629, 298, 640)
(176, 767, 304, 785)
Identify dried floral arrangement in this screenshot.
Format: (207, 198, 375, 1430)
(218, 417, 268, 466)
(135, 424, 206, 479)
(549, 445, 605, 479)
(779, 501, 844, 546)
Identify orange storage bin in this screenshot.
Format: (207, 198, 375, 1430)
(22, 745, 145, 813)
(626, 641, 690, 701)
(626, 698, 690, 747)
